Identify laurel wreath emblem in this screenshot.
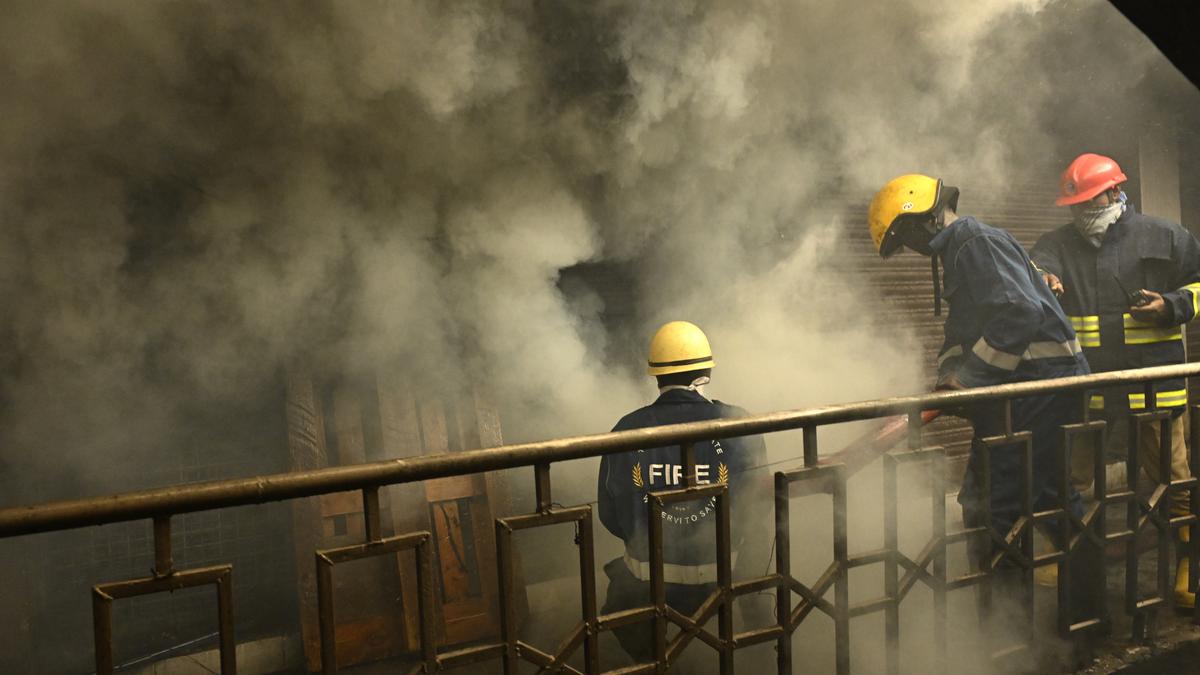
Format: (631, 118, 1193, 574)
(718, 462, 729, 484)
(632, 463, 644, 488)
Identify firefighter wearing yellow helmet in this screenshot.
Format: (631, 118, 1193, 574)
(867, 174, 950, 258)
(596, 321, 770, 662)
(645, 320, 715, 376)
(868, 174, 1103, 623)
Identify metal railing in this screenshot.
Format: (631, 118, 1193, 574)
(2, 363, 1200, 674)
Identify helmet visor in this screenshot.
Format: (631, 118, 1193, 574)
(886, 214, 937, 256)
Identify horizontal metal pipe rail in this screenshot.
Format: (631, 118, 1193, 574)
(1, 363, 1199, 538)
(5, 362, 1200, 675)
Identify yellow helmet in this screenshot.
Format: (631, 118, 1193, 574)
(867, 174, 942, 257)
(646, 321, 714, 376)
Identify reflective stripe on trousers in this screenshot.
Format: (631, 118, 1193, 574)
(1088, 388, 1188, 410)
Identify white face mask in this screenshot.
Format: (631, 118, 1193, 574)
(1073, 195, 1126, 248)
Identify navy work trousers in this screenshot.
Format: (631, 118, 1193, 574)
(958, 390, 1085, 543)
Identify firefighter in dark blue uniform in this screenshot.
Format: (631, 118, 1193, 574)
(868, 175, 1100, 623)
(1031, 152, 1200, 606)
(597, 321, 769, 662)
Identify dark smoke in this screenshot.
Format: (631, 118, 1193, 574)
(0, 0, 1194, 507)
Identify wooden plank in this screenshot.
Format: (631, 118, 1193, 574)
(424, 479, 479, 503)
(468, 388, 524, 625)
(419, 399, 500, 645)
(331, 386, 368, 465)
(284, 368, 330, 673)
(376, 373, 431, 650)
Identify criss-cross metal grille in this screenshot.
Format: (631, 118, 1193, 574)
(1, 364, 1199, 673)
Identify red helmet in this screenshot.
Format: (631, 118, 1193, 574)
(1056, 153, 1127, 206)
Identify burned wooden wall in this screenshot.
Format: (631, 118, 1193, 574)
(286, 367, 524, 671)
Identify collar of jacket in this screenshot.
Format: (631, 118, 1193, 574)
(928, 215, 971, 255)
(652, 388, 712, 405)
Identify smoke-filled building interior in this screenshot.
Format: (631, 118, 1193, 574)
(0, 1, 1199, 674)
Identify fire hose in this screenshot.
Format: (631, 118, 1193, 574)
(821, 409, 942, 476)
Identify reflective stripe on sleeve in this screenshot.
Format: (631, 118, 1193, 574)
(968, 337, 1082, 371)
(1122, 314, 1183, 344)
(1182, 282, 1200, 318)
(1089, 394, 1104, 410)
(937, 345, 963, 367)
(1077, 332, 1101, 348)
(1023, 338, 1082, 360)
(971, 338, 1021, 371)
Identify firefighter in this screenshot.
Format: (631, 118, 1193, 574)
(1030, 152, 1200, 607)
(597, 321, 769, 663)
(868, 175, 1101, 625)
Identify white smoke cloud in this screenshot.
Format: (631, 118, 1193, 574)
(0, 0, 1191, 501)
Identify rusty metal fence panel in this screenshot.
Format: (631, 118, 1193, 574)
(1, 363, 1199, 673)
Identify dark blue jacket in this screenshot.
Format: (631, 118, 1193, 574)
(597, 389, 767, 570)
(1030, 208, 1200, 414)
(931, 216, 1090, 388)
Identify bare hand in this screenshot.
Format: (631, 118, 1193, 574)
(1129, 289, 1171, 323)
(1042, 272, 1063, 297)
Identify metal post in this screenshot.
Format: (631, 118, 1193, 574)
(833, 466, 850, 675)
(578, 513, 600, 674)
(362, 487, 382, 544)
(1159, 416, 1173, 620)
(932, 449, 947, 675)
(1128, 409, 1143, 640)
(92, 588, 114, 675)
(803, 425, 818, 467)
(979, 439, 993, 633)
(649, 496, 667, 665)
(1095, 422, 1110, 635)
(153, 515, 173, 578)
(1191, 407, 1200, 626)
(680, 443, 697, 488)
(717, 489, 734, 674)
(216, 570, 237, 674)
(316, 553, 336, 674)
(496, 521, 518, 674)
(1057, 430, 1072, 637)
(775, 472, 792, 675)
(534, 462, 552, 512)
(416, 535, 438, 672)
(1020, 433, 1035, 646)
(883, 454, 900, 675)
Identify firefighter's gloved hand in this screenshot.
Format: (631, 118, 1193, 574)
(934, 373, 969, 418)
(1042, 272, 1064, 297)
(1129, 289, 1171, 324)
(935, 371, 965, 391)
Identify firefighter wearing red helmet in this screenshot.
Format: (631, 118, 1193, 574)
(1032, 152, 1200, 607)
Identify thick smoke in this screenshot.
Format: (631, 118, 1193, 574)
(0, 0, 1192, 504)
